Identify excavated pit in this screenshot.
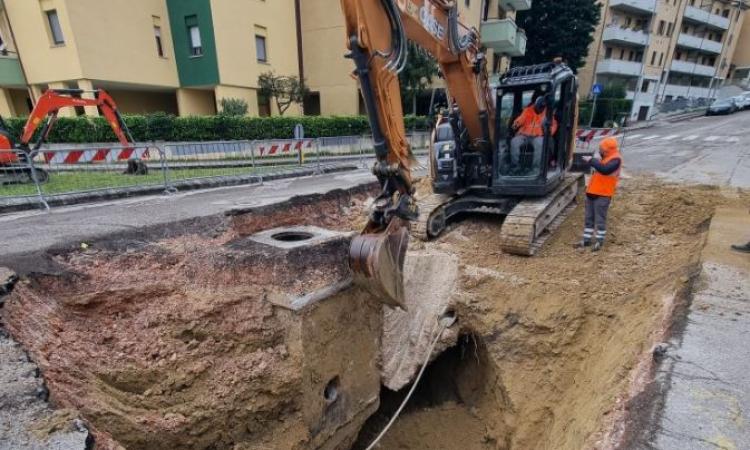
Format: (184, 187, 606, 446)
(1, 179, 747, 449)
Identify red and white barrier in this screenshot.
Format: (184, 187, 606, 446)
(257, 139, 313, 157)
(43, 147, 149, 164)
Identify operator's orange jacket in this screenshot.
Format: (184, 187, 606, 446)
(587, 138, 623, 198)
(513, 105, 558, 137)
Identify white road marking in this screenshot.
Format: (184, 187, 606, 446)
(661, 135, 679, 140)
(726, 136, 740, 143)
(641, 135, 660, 140)
(626, 134, 643, 139)
(704, 136, 720, 141)
(682, 135, 699, 141)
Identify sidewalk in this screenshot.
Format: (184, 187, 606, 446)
(636, 207, 750, 449)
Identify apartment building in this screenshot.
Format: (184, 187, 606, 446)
(0, 0, 299, 118)
(578, 0, 748, 121)
(729, 11, 750, 85)
(300, 0, 529, 116)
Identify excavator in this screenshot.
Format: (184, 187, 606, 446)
(343, 0, 584, 308)
(0, 88, 143, 185)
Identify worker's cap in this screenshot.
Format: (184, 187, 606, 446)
(534, 96, 547, 108)
(599, 137, 619, 154)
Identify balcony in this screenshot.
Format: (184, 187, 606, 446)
(676, 33, 723, 54)
(596, 59, 643, 77)
(498, 0, 532, 12)
(683, 6, 730, 30)
(602, 25, 650, 47)
(0, 56, 26, 88)
(662, 84, 712, 99)
(671, 59, 717, 77)
(481, 19, 526, 56)
(609, 0, 657, 15)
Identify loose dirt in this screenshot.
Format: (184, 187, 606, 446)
(2, 177, 747, 450)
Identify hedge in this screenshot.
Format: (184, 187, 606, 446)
(578, 99, 632, 128)
(2, 113, 431, 144)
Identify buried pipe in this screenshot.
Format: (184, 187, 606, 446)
(364, 310, 458, 450)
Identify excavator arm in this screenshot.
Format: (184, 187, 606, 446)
(19, 89, 134, 151)
(342, 0, 495, 307)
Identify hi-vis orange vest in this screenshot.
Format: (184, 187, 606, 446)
(587, 150, 622, 197)
(514, 106, 558, 137)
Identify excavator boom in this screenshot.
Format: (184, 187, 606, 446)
(341, 0, 494, 307)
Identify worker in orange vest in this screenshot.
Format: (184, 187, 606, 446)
(510, 96, 558, 173)
(575, 137, 623, 252)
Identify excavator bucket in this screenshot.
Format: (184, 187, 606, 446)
(349, 218, 409, 309)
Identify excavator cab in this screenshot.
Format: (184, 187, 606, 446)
(493, 62, 579, 196)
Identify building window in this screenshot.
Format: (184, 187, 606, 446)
(46, 10, 65, 45)
(659, 53, 664, 65)
(657, 20, 665, 35)
(186, 16, 202, 57)
(641, 80, 650, 92)
(465, 0, 470, 6)
(666, 22, 673, 37)
(605, 47, 612, 58)
(255, 35, 267, 62)
(154, 26, 164, 57)
(258, 95, 271, 117)
(651, 51, 657, 65)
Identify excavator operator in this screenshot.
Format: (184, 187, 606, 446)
(510, 96, 558, 173)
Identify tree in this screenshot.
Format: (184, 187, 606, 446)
(514, 0, 601, 72)
(219, 98, 249, 116)
(258, 72, 309, 116)
(398, 42, 439, 115)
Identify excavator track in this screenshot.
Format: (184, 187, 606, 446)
(410, 192, 453, 241)
(500, 174, 585, 256)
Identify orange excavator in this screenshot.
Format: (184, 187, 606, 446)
(343, 0, 583, 308)
(0, 89, 142, 185)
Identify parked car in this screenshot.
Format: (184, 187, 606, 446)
(731, 94, 750, 110)
(740, 91, 750, 109)
(706, 98, 739, 115)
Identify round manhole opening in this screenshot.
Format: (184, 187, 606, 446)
(323, 376, 340, 404)
(271, 231, 314, 242)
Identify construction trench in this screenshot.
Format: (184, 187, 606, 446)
(0, 177, 747, 450)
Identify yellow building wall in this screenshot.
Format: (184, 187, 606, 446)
(733, 16, 750, 67)
(64, 0, 179, 88)
(4, 0, 83, 84)
(214, 85, 259, 116)
(105, 89, 178, 115)
(210, 0, 301, 118)
(9, 88, 30, 116)
(301, 0, 358, 115)
(177, 88, 216, 116)
(0, 88, 13, 117)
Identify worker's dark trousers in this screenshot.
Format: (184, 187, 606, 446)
(583, 194, 612, 243)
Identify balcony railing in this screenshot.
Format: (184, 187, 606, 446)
(683, 6, 730, 30)
(498, 0, 532, 12)
(481, 18, 526, 56)
(602, 25, 651, 46)
(676, 33, 723, 54)
(596, 59, 643, 77)
(0, 56, 26, 88)
(671, 59, 717, 77)
(609, 0, 657, 15)
(662, 84, 712, 99)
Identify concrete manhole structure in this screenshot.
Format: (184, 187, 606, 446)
(0, 180, 745, 450)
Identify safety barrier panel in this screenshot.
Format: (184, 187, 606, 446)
(0, 132, 431, 212)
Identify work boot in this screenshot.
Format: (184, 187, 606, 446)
(592, 240, 604, 252)
(731, 242, 750, 253)
(573, 240, 591, 249)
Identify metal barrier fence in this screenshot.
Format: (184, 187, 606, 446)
(0, 132, 430, 212)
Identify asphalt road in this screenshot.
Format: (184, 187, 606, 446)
(620, 110, 750, 188)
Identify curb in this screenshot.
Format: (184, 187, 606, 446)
(0, 165, 358, 215)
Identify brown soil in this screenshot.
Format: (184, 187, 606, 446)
(372, 178, 746, 450)
(3, 177, 747, 450)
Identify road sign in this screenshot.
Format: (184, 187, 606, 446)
(294, 123, 305, 140)
(592, 84, 603, 96)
